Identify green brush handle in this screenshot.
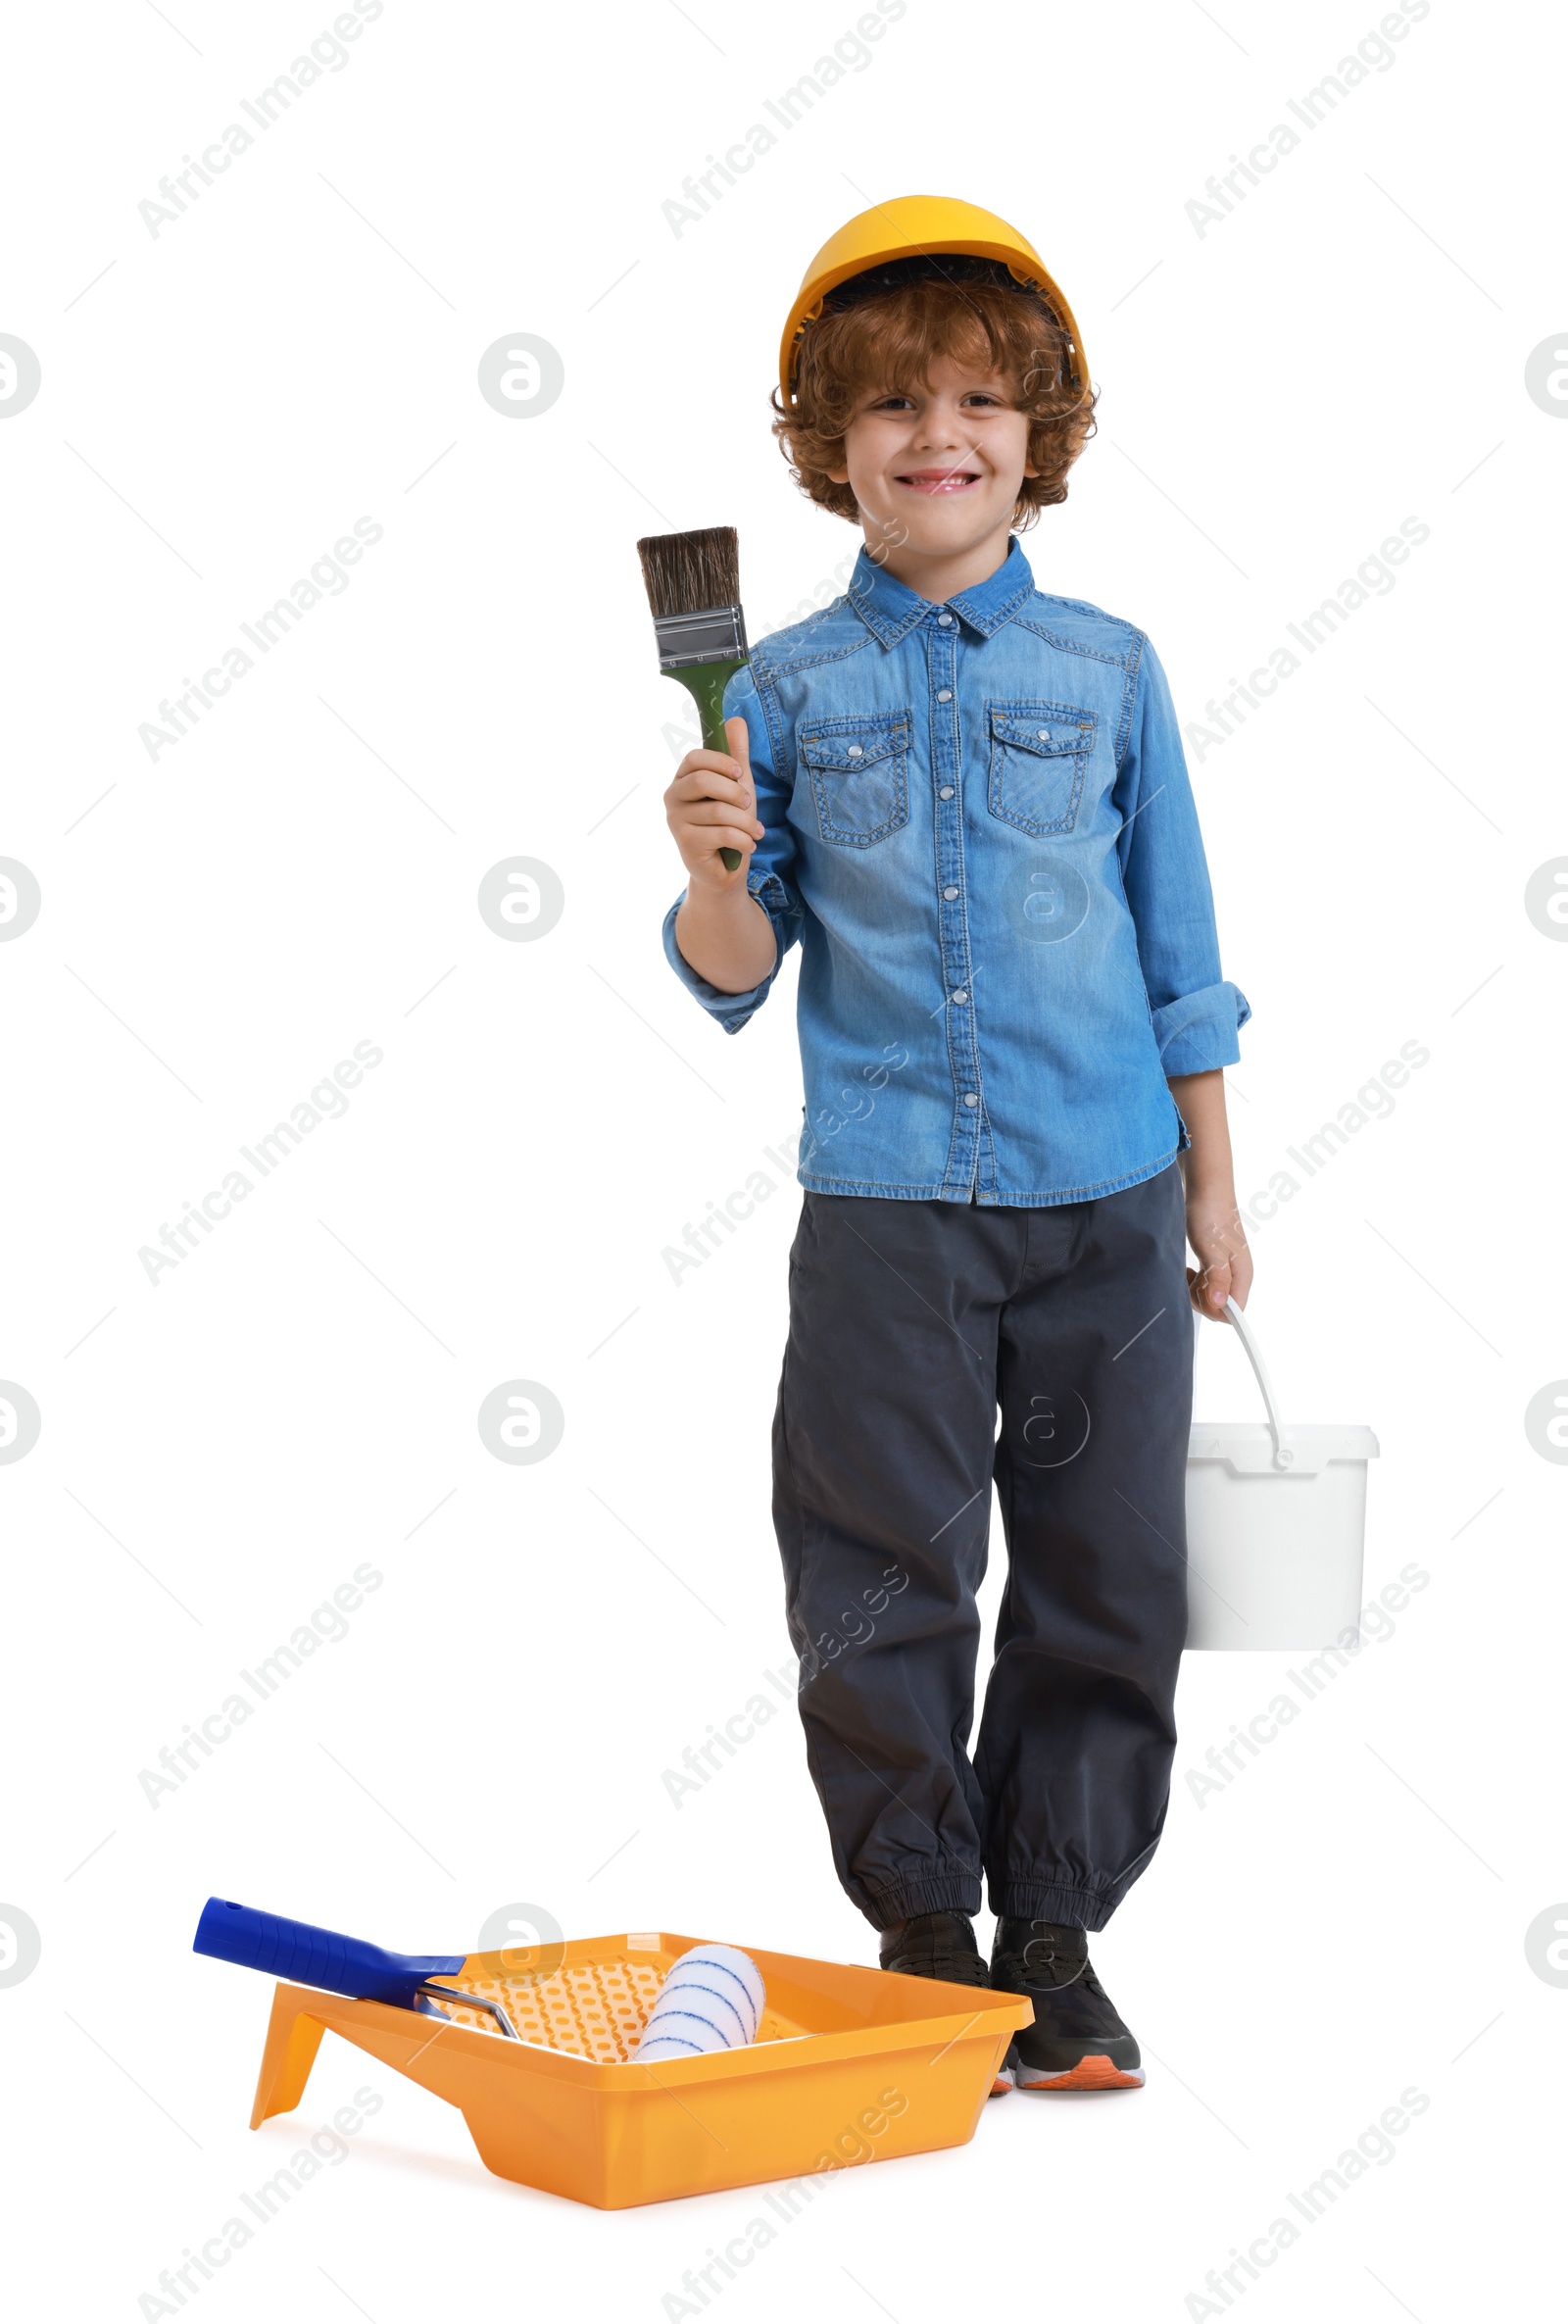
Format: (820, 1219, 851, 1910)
(667, 658, 748, 871)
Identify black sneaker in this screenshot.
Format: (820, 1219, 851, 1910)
(990, 1918, 1144, 2091)
(878, 1911, 1012, 2098)
(877, 1908, 990, 1987)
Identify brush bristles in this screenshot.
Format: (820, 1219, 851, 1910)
(636, 526, 741, 618)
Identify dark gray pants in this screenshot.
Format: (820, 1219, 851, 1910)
(771, 1165, 1193, 1934)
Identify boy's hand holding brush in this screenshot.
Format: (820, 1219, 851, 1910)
(639, 525, 777, 997)
(663, 720, 774, 995)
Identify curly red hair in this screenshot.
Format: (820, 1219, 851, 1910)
(771, 275, 1097, 530)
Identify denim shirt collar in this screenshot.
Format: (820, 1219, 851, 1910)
(846, 533, 1037, 646)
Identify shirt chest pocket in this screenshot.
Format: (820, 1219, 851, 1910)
(798, 713, 912, 848)
(986, 700, 1095, 836)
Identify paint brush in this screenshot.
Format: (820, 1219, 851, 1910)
(636, 526, 750, 870)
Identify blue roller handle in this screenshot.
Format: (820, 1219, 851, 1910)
(193, 1897, 464, 2010)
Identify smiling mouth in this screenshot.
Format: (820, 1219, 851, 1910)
(894, 468, 983, 495)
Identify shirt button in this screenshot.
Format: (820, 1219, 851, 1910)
(939, 785, 955, 800)
(847, 743, 863, 757)
(943, 885, 958, 901)
(936, 688, 953, 703)
(953, 989, 968, 1005)
(1037, 728, 1051, 740)
(937, 612, 954, 626)
(963, 1092, 978, 1107)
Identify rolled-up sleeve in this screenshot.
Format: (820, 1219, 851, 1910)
(662, 663, 805, 1034)
(1113, 635, 1250, 1076)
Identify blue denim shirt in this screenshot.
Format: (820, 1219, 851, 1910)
(663, 537, 1250, 1207)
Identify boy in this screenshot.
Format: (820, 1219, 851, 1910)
(661, 199, 1251, 2092)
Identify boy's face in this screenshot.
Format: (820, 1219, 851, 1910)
(828, 353, 1037, 588)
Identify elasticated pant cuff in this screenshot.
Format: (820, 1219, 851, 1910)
(860, 1871, 983, 1932)
(990, 1877, 1126, 1933)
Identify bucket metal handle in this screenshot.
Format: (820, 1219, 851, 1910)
(1195, 1298, 1297, 1471)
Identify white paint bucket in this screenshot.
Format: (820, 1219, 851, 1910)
(1185, 1301, 1379, 1651)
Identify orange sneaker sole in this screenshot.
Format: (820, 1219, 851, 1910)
(1016, 2053, 1144, 2092)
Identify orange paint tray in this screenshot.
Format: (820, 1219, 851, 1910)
(248, 1928, 1032, 2208)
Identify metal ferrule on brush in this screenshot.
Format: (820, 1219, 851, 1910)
(653, 603, 749, 668)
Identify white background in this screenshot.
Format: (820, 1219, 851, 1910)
(1, 1, 1562, 2317)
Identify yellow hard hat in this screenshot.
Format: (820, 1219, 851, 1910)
(778, 194, 1089, 409)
